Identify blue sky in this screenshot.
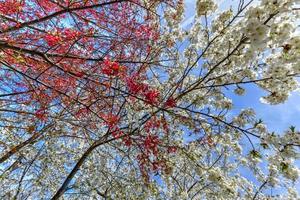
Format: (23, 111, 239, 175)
(229, 85, 300, 133)
(183, 0, 300, 133)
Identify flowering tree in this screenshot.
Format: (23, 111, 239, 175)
(0, 0, 299, 199)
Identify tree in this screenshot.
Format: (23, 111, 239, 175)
(0, 0, 299, 199)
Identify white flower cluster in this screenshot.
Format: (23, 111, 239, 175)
(245, 18, 270, 50)
(211, 9, 233, 33)
(284, 36, 300, 69)
(196, 0, 217, 16)
(261, 0, 296, 12)
(243, 6, 270, 49)
(259, 56, 298, 104)
(270, 22, 294, 44)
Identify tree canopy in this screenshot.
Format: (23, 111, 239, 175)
(0, 0, 299, 199)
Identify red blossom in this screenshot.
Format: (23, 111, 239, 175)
(123, 135, 132, 147)
(143, 135, 160, 155)
(0, 0, 178, 188)
(126, 75, 161, 106)
(144, 117, 161, 132)
(126, 77, 145, 94)
(75, 107, 89, 118)
(112, 128, 124, 138)
(152, 161, 160, 171)
(167, 146, 177, 154)
(74, 71, 84, 78)
(144, 89, 160, 105)
(35, 108, 47, 121)
(0, 0, 23, 15)
(164, 97, 177, 108)
(161, 118, 170, 135)
(63, 28, 80, 40)
(102, 58, 127, 76)
(45, 34, 61, 46)
(102, 113, 119, 128)
(135, 24, 158, 40)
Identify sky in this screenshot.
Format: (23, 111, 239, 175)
(183, 0, 300, 133)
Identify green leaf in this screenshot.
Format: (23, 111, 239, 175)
(289, 126, 296, 133)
